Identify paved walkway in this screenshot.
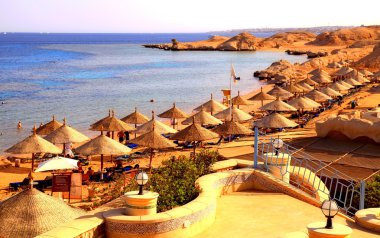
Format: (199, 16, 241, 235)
(193, 191, 378, 238)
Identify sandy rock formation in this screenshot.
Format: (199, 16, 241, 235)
(217, 32, 261, 51)
(354, 43, 380, 70)
(349, 40, 380, 48)
(260, 31, 316, 48)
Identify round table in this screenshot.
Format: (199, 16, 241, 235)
(307, 222, 352, 238)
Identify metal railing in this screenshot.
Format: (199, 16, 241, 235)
(254, 133, 363, 217)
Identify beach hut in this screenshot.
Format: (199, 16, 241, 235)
(129, 125, 176, 173)
(260, 98, 297, 112)
(329, 82, 351, 92)
(90, 111, 135, 138)
(5, 127, 61, 170)
(36, 115, 63, 135)
(319, 87, 342, 97)
(135, 111, 177, 134)
(213, 105, 253, 122)
(182, 107, 222, 125)
(171, 118, 219, 156)
(35, 156, 78, 172)
(254, 113, 298, 129)
(0, 188, 84, 238)
(193, 93, 227, 115)
(121, 107, 149, 127)
(267, 85, 294, 100)
(212, 119, 253, 137)
(231, 91, 251, 108)
(305, 90, 332, 102)
(248, 87, 276, 107)
(158, 103, 188, 128)
(75, 132, 131, 180)
(288, 97, 321, 111)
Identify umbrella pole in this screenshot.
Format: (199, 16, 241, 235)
(173, 118, 175, 129)
(193, 142, 196, 159)
(31, 153, 35, 171)
(134, 123, 137, 138)
(261, 99, 263, 107)
(112, 131, 114, 139)
(62, 143, 65, 156)
(149, 148, 153, 174)
(100, 154, 104, 180)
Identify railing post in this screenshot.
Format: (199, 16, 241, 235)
(359, 180, 365, 210)
(253, 126, 259, 168)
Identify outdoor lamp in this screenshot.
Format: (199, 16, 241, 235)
(321, 199, 339, 229)
(272, 138, 284, 156)
(135, 171, 149, 195)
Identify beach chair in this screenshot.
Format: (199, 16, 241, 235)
(126, 143, 138, 149)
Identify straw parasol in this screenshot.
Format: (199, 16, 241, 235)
(36, 115, 63, 135)
(297, 82, 314, 92)
(5, 127, 61, 170)
(260, 98, 297, 112)
(334, 66, 354, 77)
(288, 97, 321, 110)
(353, 73, 370, 84)
(213, 105, 253, 122)
(282, 83, 304, 94)
(343, 78, 362, 86)
(305, 90, 332, 102)
(254, 112, 298, 128)
(182, 107, 223, 125)
(129, 125, 176, 173)
(35, 156, 78, 172)
(75, 132, 132, 180)
(310, 74, 332, 84)
(90, 109, 112, 128)
(359, 69, 373, 76)
(171, 118, 219, 155)
(45, 118, 89, 145)
(0, 188, 84, 238)
(309, 68, 330, 77)
(319, 87, 342, 97)
(212, 119, 253, 136)
(302, 77, 319, 86)
(90, 111, 135, 138)
(135, 111, 177, 135)
(193, 93, 227, 115)
(248, 87, 276, 106)
(121, 107, 149, 127)
(231, 91, 251, 108)
(329, 82, 351, 92)
(339, 80, 355, 89)
(158, 103, 188, 128)
(267, 85, 294, 100)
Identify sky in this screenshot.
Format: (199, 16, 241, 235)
(0, 0, 379, 33)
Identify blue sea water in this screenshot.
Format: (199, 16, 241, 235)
(0, 33, 307, 152)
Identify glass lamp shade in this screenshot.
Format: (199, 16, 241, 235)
(321, 199, 339, 217)
(135, 171, 149, 186)
(272, 138, 284, 149)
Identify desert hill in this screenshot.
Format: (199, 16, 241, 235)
(259, 31, 317, 48)
(354, 43, 380, 70)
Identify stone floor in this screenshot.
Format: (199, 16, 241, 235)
(193, 191, 378, 238)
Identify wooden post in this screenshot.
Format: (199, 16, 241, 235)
(31, 153, 35, 171)
(100, 154, 104, 180)
(149, 148, 154, 174)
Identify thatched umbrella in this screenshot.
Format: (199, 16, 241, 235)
(36, 115, 63, 135)
(305, 90, 332, 102)
(334, 66, 354, 77)
(129, 126, 176, 173)
(212, 119, 253, 136)
(309, 68, 330, 77)
(0, 188, 84, 238)
(248, 87, 276, 107)
(302, 77, 319, 87)
(158, 103, 188, 128)
(339, 80, 355, 89)
(254, 113, 298, 128)
(267, 85, 294, 100)
(182, 107, 222, 125)
(75, 132, 132, 180)
(288, 97, 321, 111)
(90, 109, 112, 129)
(45, 118, 89, 145)
(329, 82, 351, 92)
(135, 111, 178, 135)
(121, 107, 149, 127)
(282, 83, 304, 94)
(343, 78, 362, 86)
(319, 87, 342, 97)
(193, 93, 227, 115)
(171, 118, 219, 155)
(359, 69, 373, 76)
(353, 73, 371, 84)
(260, 98, 297, 112)
(213, 105, 253, 122)
(90, 111, 135, 138)
(5, 127, 61, 170)
(310, 74, 332, 84)
(231, 91, 251, 108)
(297, 82, 314, 92)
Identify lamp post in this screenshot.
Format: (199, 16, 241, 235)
(272, 138, 284, 156)
(135, 171, 149, 195)
(321, 199, 339, 229)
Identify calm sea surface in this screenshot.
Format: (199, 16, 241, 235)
(0, 33, 306, 152)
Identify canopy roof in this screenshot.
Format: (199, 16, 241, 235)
(36, 115, 63, 135)
(129, 127, 176, 149)
(254, 113, 298, 128)
(6, 132, 61, 154)
(288, 97, 321, 110)
(260, 98, 297, 112)
(305, 90, 332, 102)
(75, 134, 132, 156)
(213, 106, 253, 122)
(157, 103, 188, 119)
(121, 108, 149, 125)
(267, 85, 294, 100)
(182, 107, 223, 125)
(0, 188, 84, 238)
(171, 121, 219, 142)
(45, 119, 89, 144)
(193, 94, 227, 114)
(212, 120, 253, 136)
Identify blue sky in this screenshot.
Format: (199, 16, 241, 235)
(0, 0, 379, 33)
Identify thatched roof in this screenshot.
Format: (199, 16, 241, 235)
(135, 118, 177, 135)
(129, 127, 176, 149)
(121, 108, 149, 125)
(248, 87, 276, 101)
(297, 82, 314, 92)
(193, 94, 227, 114)
(309, 68, 330, 77)
(260, 98, 297, 112)
(343, 78, 362, 86)
(212, 120, 253, 136)
(157, 103, 188, 119)
(90, 109, 112, 128)
(282, 84, 304, 94)
(353, 73, 371, 83)
(359, 69, 373, 76)
(334, 66, 354, 76)
(329, 82, 351, 92)
(45, 121, 89, 144)
(267, 85, 294, 100)
(319, 87, 342, 97)
(6, 133, 61, 154)
(288, 97, 321, 110)
(75, 134, 131, 155)
(339, 80, 355, 89)
(171, 122, 219, 142)
(213, 106, 253, 122)
(302, 77, 319, 86)
(36, 115, 63, 135)
(90, 115, 135, 132)
(310, 74, 332, 84)
(231, 91, 251, 105)
(305, 90, 332, 102)
(254, 113, 298, 128)
(182, 108, 222, 125)
(0, 188, 84, 238)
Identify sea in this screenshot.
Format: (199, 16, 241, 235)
(0, 33, 307, 152)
